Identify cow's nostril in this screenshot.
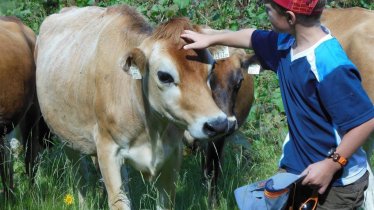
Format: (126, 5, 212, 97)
(203, 117, 229, 137)
(203, 122, 216, 137)
(227, 117, 237, 134)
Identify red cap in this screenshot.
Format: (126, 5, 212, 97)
(273, 0, 322, 15)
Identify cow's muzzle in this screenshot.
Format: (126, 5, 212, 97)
(203, 116, 229, 138)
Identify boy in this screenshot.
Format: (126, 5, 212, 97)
(181, 0, 374, 209)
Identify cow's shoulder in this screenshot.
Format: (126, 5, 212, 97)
(322, 7, 373, 28)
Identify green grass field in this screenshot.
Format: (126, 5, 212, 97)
(1, 0, 373, 209)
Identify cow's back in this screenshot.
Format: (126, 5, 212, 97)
(322, 7, 374, 101)
(322, 8, 374, 210)
(36, 6, 152, 153)
(0, 17, 36, 129)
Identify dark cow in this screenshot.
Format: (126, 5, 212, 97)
(205, 47, 256, 206)
(183, 45, 256, 206)
(0, 16, 36, 198)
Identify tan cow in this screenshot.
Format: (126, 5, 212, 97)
(321, 7, 374, 210)
(35, 5, 231, 209)
(0, 16, 36, 198)
(322, 7, 374, 101)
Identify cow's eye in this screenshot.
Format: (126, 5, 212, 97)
(157, 71, 174, 84)
(234, 78, 243, 90)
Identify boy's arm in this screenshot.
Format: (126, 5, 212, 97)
(181, 28, 255, 50)
(336, 117, 374, 164)
(301, 117, 374, 194)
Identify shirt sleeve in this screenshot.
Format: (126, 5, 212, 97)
(251, 30, 280, 71)
(317, 65, 374, 134)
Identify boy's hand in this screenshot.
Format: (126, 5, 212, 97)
(181, 30, 213, 50)
(300, 159, 342, 194)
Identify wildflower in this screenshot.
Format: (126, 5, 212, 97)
(64, 193, 74, 205)
(10, 138, 22, 158)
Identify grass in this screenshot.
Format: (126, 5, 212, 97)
(0, 71, 287, 210)
(1, 0, 373, 209)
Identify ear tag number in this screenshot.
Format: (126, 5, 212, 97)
(247, 64, 261, 75)
(212, 46, 230, 60)
(129, 65, 142, 80)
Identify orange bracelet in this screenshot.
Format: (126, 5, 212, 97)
(327, 148, 348, 167)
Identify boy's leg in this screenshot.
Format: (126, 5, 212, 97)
(317, 171, 369, 210)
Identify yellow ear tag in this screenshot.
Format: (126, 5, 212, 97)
(129, 65, 142, 79)
(247, 64, 261, 75)
(212, 46, 230, 60)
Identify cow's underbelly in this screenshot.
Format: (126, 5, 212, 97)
(39, 91, 98, 154)
(47, 119, 97, 154)
(62, 137, 97, 154)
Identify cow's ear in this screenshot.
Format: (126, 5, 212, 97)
(239, 54, 257, 68)
(121, 48, 147, 79)
(240, 54, 262, 70)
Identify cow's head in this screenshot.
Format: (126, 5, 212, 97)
(122, 18, 232, 139)
(208, 47, 257, 133)
(182, 48, 257, 145)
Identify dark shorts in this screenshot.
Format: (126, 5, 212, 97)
(286, 171, 369, 210)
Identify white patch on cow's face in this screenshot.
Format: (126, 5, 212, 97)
(144, 43, 184, 124)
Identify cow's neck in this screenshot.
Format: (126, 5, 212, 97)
(125, 78, 182, 176)
(143, 82, 171, 140)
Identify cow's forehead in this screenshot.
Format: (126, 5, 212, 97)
(146, 41, 214, 76)
(148, 43, 179, 80)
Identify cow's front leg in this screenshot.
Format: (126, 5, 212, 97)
(155, 144, 182, 210)
(96, 135, 130, 210)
